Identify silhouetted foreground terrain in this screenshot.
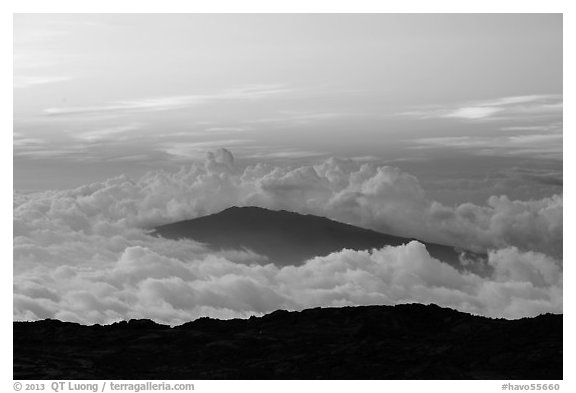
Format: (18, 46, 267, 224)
(14, 304, 561, 380)
(153, 206, 487, 271)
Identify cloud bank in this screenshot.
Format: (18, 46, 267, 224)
(14, 241, 562, 325)
(14, 150, 562, 324)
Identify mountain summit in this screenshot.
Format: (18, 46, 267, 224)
(153, 206, 485, 269)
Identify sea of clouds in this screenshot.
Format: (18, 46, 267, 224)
(13, 149, 562, 325)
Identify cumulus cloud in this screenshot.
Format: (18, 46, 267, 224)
(13, 149, 562, 324)
(13, 241, 562, 325)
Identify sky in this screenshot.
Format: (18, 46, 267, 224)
(13, 13, 562, 204)
(12, 13, 564, 324)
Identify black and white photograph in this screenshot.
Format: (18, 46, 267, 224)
(11, 9, 565, 384)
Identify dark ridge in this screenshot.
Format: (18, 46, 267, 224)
(14, 304, 562, 380)
(153, 206, 488, 271)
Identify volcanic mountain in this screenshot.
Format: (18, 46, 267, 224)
(153, 206, 486, 271)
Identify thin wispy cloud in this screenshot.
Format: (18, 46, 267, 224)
(349, 156, 382, 162)
(500, 123, 562, 133)
(482, 95, 557, 106)
(14, 76, 72, 89)
(75, 124, 143, 142)
(414, 137, 487, 148)
(412, 133, 562, 159)
(13, 137, 46, 147)
(507, 134, 562, 145)
(204, 127, 249, 133)
(398, 94, 562, 121)
(444, 107, 504, 120)
(143, 127, 252, 140)
(244, 150, 327, 160)
(105, 154, 153, 163)
(14, 28, 70, 46)
(43, 85, 294, 117)
(14, 149, 85, 160)
(247, 111, 349, 128)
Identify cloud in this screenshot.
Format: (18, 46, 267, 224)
(14, 150, 562, 256)
(43, 85, 294, 117)
(13, 150, 562, 324)
(247, 111, 350, 128)
(75, 124, 143, 142)
(203, 127, 249, 133)
(14, 76, 72, 89)
(499, 167, 563, 187)
(160, 140, 253, 160)
(244, 150, 327, 159)
(483, 95, 558, 106)
(13, 149, 87, 160)
(13, 137, 46, 147)
(398, 94, 562, 122)
(412, 132, 562, 159)
(507, 134, 562, 145)
(500, 123, 562, 133)
(13, 240, 562, 325)
(444, 107, 504, 120)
